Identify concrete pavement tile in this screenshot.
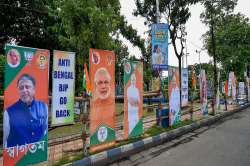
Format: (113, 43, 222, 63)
(118, 159, 133, 166)
(138, 149, 152, 157)
(109, 163, 119, 166)
(129, 153, 143, 162)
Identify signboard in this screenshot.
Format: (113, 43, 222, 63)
(168, 66, 181, 126)
(3, 45, 49, 166)
(181, 68, 188, 107)
(89, 49, 116, 152)
(228, 71, 236, 100)
(151, 23, 168, 70)
(207, 80, 213, 99)
(200, 70, 208, 115)
(247, 78, 250, 102)
(123, 60, 143, 138)
(52, 50, 75, 125)
(216, 71, 220, 112)
(238, 82, 245, 95)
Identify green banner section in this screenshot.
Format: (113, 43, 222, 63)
(4, 45, 36, 88)
(16, 135, 48, 166)
(124, 60, 135, 85)
(90, 124, 115, 146)
(129, 118, 143, 138)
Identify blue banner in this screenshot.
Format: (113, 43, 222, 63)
(151, 23, 168, 70)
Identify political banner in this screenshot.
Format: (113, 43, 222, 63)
(52, 50, 75, 126)
(238, 82, 245, 95)
(207, 80, 213, 99)
(228, 71, 236, 100)
(181, 68, 188, 107)
(3, 45, 49, 166)
(231, 72, 237, 100)
(168, 66, 181, 126)
(225, 80, 229, 96)
(124, 60, 143, 138)
(191, 66, 197, 90)
(89, 48, 116, 152)
(200, 70, 208, 115)
(216, 71, 220, 112)
(151, 23, 168, 70)
(247, 78, 250, 102)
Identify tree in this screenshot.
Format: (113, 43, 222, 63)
(54, 0, 146, 94)
(200, 0, 237, 114)
(203, 13, 250, 81)
(0, 0, 60, 53)
(134, 0, 199, 103)
(1, 0, 146, 94)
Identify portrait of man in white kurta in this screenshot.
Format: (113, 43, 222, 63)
(127, 73, 140, 134)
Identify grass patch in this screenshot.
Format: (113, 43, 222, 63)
(49, 122, 82, 139)
(52, 151, 84, 166)
(145, 119, 193, 136)
(52, 119, 194, 165)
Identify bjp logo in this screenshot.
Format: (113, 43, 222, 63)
(36, 54, 48, 69)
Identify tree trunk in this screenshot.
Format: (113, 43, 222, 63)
(211, 19, 217, 116)
(178, 56, 182, 106)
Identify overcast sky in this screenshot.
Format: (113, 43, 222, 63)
(120, 0, 250, 67)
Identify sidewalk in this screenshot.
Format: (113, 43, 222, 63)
(71, 103, 250, 166)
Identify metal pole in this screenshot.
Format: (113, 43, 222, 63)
(182, 54, 184, 68)
(185, 36, 188, 68)
(199, 52, 201, 71)
(156, 0, 160, 23)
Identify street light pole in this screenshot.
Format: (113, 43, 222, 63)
(186, 53, 189, 68)
(156, 0, 160, 23)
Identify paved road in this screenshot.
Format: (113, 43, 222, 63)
(111, 107, 250, 166)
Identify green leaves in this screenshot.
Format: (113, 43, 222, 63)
(203, 13, 250, 80)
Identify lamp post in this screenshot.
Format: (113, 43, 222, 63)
(186, 52, 189, 68)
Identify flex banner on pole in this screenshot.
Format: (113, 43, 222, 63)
(168, 66, 181, 126)
(89, 48, 116, 152)
(52, 50, 75, 126)
(151, 23, 168, 70)
(123, 60, 143, 138)
(228, 71, 236, 100)
(248, 78, 250, 102)
(216, 71, 221, 113)
(3, 45, 49, 166)
(181, 68, 188, 107)
(200, 70, 208, 115)
(238, 82, 245, 95)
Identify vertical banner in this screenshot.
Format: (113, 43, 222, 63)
(124, 60, 143, 138)
(238, 82, 245, 95)
(228, 71, 236, 100)
(89, 49, 116, 152)
(191, 66, 197, 89)
(151, 23, 168, 70)
(232, 72, 237, 100)
(216, 71, 220, 112)
(207, 80, 214, 99)
(247, 78, 250, 102)
(168, 66, 181, 126)
(200, 70, 208, 115)
(52, 50, 75, 126)
(181, 68, 188, 107)
(3, 45, 49, 166)
(225, 80, 229, 96)
(228, 72, 233, 97)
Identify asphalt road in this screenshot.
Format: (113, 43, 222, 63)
(111, 107, 250, 166)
